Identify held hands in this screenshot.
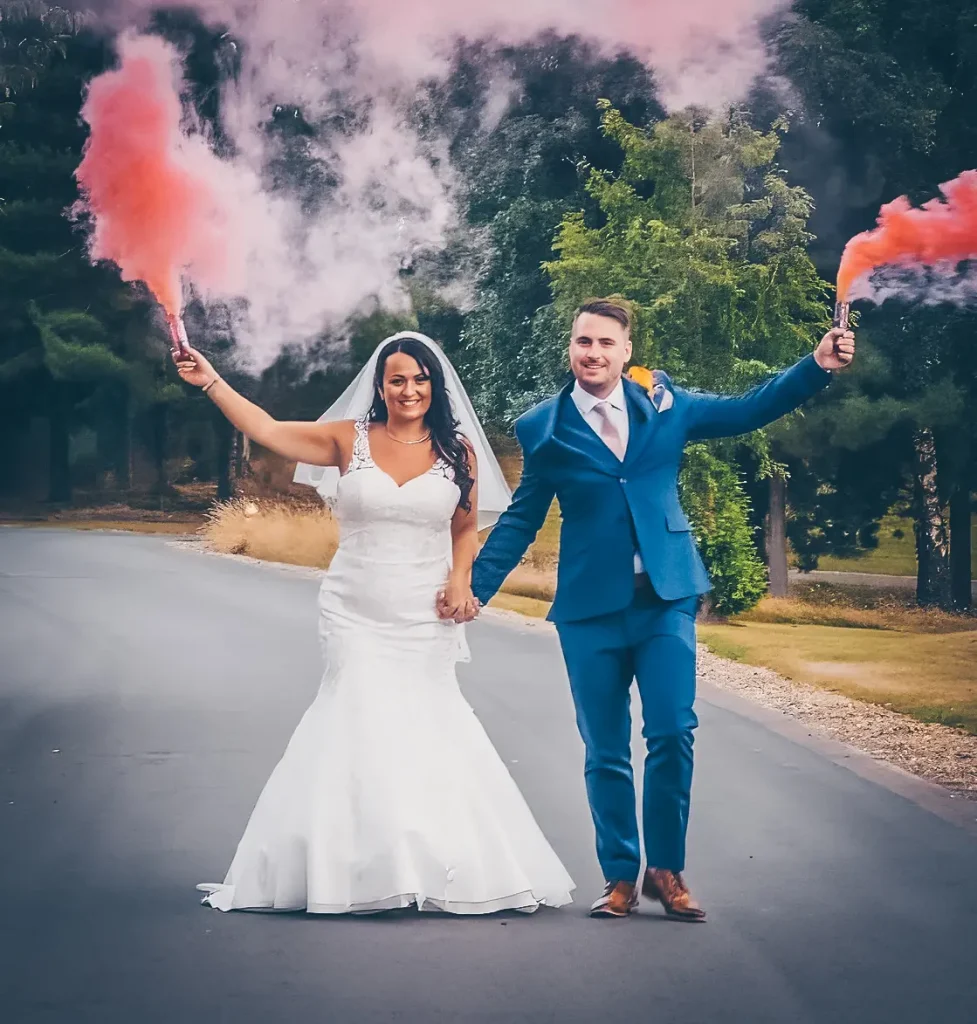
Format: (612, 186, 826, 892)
(173, 345, 220, 390)
(437, 576, 480, 624)
(813, 328, 855, 371)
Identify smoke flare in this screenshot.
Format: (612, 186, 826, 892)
(74, 33, 245, 317)
(837, 170, 977, 302)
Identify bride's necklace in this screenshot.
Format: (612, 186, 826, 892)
(385, 426, 431, 446)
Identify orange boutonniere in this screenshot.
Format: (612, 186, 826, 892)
(627, 364, 673, 413)
(626, 365, 654, 391)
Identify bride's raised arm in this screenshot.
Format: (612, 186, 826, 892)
(174, 344, 346, 468)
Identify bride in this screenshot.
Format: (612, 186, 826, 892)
(174, 330, 574, 914)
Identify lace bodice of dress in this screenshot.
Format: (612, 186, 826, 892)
(333, 418, 460, 563)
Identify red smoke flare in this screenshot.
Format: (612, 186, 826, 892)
(837, 170, 977, 300)
(74, 34, 237, 318)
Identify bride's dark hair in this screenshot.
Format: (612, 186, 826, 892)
(368, 337, 474, 513)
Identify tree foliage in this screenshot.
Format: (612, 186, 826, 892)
(447, 39, 660, 430)
(546, 104, 829, 386)
(680, 444, 768, 616)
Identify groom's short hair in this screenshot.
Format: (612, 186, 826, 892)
(574, 298, 632, 335)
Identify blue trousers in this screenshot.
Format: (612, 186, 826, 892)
(556, 587, 698, 881)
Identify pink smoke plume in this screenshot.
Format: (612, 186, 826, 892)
(74, 33, 246, 318)
(73, 0, 790, 366)
(838, 171, 977, 303)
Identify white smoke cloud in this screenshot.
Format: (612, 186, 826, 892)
(848, 262, 977, 308)
(81, 0, 790, 368)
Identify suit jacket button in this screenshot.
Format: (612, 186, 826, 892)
(619, 477, 627, 484)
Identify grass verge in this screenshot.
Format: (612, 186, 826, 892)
(699, 622, 977, 735)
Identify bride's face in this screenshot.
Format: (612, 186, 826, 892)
(379, 353, 433, 424)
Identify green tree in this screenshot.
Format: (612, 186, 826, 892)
(0, 5, 128, 501)
(545, 105, 827, 382)
(680, 445, 769, 616)
(770, 0, 977, 608)
(0, 2, 83, 103)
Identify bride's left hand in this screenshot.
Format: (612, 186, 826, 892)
(437, 578, 480, 623)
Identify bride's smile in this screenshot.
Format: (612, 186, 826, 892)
(380, 352, 433, 429)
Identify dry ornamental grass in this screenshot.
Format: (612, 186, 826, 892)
(204, 495, 560, 599)
(205, 497, 339, 569)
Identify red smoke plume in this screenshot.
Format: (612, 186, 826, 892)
(74, 34, 238, 317)
(837, 170, 977, 301)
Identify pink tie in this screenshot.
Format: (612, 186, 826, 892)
(593, 402, 626, 460)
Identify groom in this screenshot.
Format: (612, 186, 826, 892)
(464, 298, 855, 920)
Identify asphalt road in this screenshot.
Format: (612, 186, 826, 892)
(1, 527, 975, 1024)
(790, 568, 977, 599)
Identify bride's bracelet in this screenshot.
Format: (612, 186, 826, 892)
(202, 377, 221, 395)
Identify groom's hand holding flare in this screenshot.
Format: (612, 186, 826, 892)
(813, 327, 856, 371)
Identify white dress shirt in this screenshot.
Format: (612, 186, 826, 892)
(570, 380, 645, 574)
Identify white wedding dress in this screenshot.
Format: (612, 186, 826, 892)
(198, 419, 574, 914)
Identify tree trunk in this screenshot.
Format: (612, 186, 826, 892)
(150, 403, 168, 497)
(101, 387, 132, 492)
(949, 485, 972, 611)
(118, 389, 133, 491)
(215, 414, 234, 501)
(233, 430, 244, 479)
(766, 469, 789, 597)
(913, 428, 952, 608)
(48, 382, 72, 503)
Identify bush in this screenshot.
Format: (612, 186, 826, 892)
(680, 444, 768, 617)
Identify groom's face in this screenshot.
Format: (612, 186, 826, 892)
(569, 312, 633, 397)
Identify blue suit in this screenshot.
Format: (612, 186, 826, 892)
(472, 354, 830, 879)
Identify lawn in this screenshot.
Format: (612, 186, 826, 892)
(698, 619, 977, 735)
(816, 513, 977, 577)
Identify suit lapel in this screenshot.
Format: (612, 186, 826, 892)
(532, 378, 659, 475)
(622, 378, 659, 469)
(558, 392, 626, 476)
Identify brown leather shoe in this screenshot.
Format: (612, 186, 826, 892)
(589, 880, 638, 918)
(642, 868, 707, 922)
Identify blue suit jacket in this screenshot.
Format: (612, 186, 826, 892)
(472, 353, 831, 623)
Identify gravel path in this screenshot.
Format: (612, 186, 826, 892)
(697, 647, 977, 798)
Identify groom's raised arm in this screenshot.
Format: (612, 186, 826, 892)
(683, 352, 831, 441)
(472, 429, 555, 607)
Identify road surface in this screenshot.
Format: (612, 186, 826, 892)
(791, 567, 977, 599)
(1, 527, 975, 1024)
